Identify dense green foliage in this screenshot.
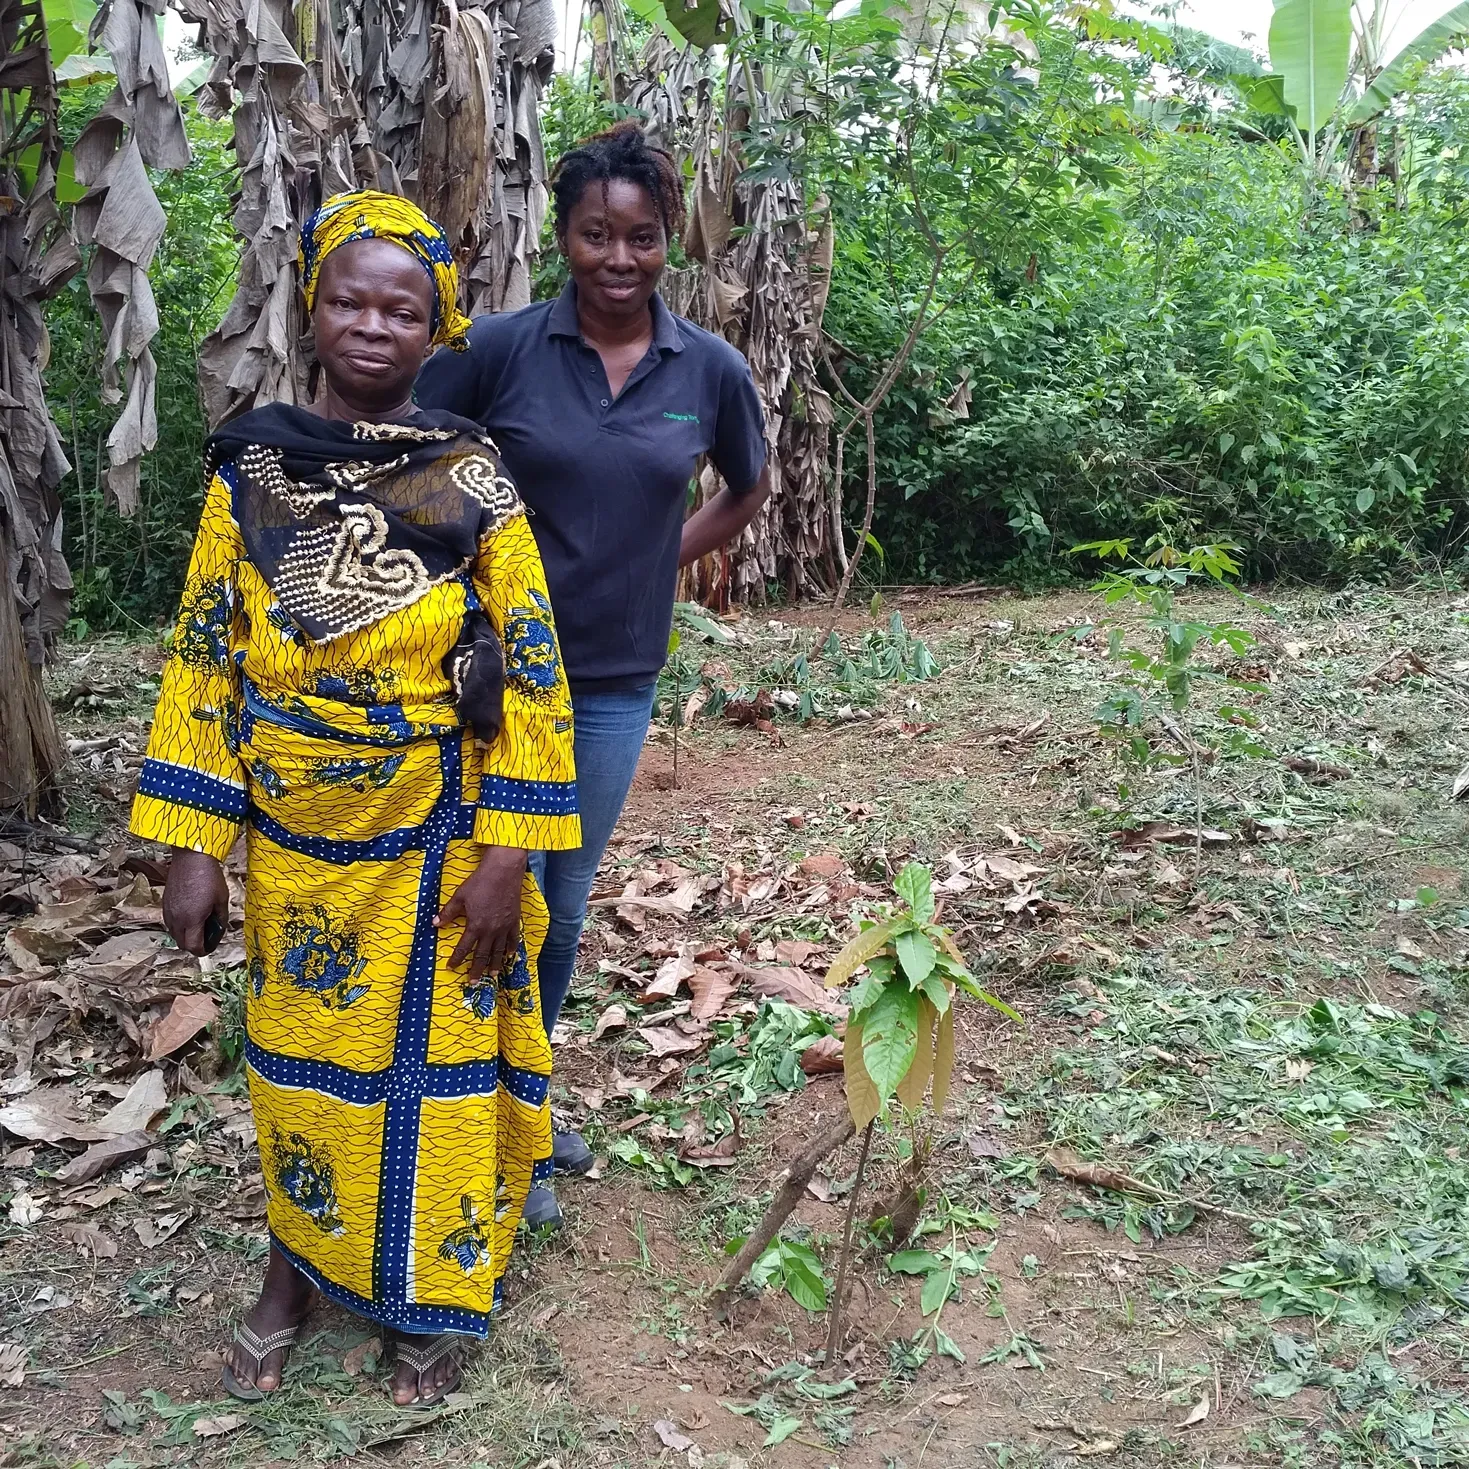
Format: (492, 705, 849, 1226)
(45, 92, 236, 632)
(832, 75, 1469, 585)
(39, 29, 1469, 625)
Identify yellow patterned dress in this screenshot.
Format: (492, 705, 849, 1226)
(130, 446, 579, 1336)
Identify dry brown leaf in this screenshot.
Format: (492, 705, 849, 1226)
(653, 1421, 696, 1453)
(643, 949, 696, 1000)
(0, 1089, 107, 1145)
(342, 1339, 379, 1377)
(98, 1070, 168, 1135)
(146, 993, 218, 1061)
(0, 1343, 25, 1388)
(3, 927, 68, 973)
(678, 1114, 740, 1169)
(54, 1131, 152, 1185)
(798, 853, 845, 880)
(799, 1035, 844, 1075)
(637, 1025, 706, 1058)
(134, 1210, 188, 1247)
(688, 967, 736, 1022)
(982, 853, 1046, 883)
(774, 939, 822, 967)
(806, 1172, 835, 1203)
(1283, 755, 1351, 780)
(8, 1192, 41, 1227)
(1045, 1146, 1152, 1197)
(1179, 1398, 1209, 1428)
(60, 1221, 117, 1259)
(592, 1004, 629, 1041)
(193, 1414, 246, 1438)
(745, 965, 847, 1017)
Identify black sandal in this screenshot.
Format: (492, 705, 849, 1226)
(221, 1319, 304, 1402)
(389, 1331, 464, 1409)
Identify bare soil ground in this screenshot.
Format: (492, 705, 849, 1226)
(2, 583, 1467, 1468)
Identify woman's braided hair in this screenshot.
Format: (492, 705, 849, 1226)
(550, 122, 687, 242)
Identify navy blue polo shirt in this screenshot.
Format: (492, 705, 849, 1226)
(415, 283, 767, 692)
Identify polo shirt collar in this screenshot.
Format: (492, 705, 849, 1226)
(547, 282, 685, 354)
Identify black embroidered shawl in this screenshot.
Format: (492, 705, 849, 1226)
(205, 404, 516, 741)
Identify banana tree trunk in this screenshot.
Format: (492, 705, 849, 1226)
(0, 0, 84, 819)
(607, 29, 838, 606)
(181, 0, 557, 428)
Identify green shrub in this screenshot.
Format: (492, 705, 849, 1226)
(832, 111, 1469, 584)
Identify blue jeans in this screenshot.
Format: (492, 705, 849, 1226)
(529, 683, 656, 1035)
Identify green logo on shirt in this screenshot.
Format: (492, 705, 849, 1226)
(663, 412, 700, 423)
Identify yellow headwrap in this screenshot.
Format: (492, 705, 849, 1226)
(299, 190, 472, 352)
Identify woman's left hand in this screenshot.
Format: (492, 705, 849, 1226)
(435, 846, 528, 982)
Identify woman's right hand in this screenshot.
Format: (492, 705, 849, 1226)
(163, 848, 230, 956)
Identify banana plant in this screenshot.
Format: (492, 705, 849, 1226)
(1238, 0, 1469, 181)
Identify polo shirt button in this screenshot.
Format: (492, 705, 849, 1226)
(600, 398, 609, 407)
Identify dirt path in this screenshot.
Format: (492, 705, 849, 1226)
(2, 585, 1467, 1467)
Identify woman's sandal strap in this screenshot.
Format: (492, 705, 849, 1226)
(235, 1320, 302, 1364)
(396, 1332, 460, 1375)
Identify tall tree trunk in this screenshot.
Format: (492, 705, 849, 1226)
(0, 0, 84, 820)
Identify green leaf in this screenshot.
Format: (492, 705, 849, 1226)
(1356, 485, 1375, 513)
(623, 0, 690, 46)
(846, 965, 890, 1018)
(673, 601, 736, 643)
(1268, 0, 1353, 139)
(661, 0, 732, 50)
(895, 928, 937, 987)
(784, 1258, 828, 1311)
(935, 1327, 967, 1362)
(918, 971, 952, 1015)
(893, 862, 935, 923)
(920, 1268, 955, 1316)
(1234, 72, 1292, 117)
(889, 1249, 944, 1275)
(43, 0, 98, 68)
(1347, 1, 1469, 124)
(764, 1415, 804, 1446)
(861, 983, 920, 1100)
(796, 1375, 857, 1400)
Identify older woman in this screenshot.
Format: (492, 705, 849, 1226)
(131, 193, 579, 1406)
(417, 124, 771, 1227)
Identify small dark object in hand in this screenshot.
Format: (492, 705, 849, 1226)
(203, 913, 225, 955)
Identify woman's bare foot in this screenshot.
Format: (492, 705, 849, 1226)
(223, 1246, 315, 1393)
(388, 1331, 463, 1406)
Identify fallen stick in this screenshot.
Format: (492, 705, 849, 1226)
(712, 1114, 856, 1298)
(1044, 1146, 1299, 1233)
